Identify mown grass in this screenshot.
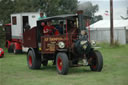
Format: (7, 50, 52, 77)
(0, 44, 128, 85)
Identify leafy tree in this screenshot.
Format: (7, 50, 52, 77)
(39, 0, 61, 16)
(0, 27, 5, 48)
(58, 0, 78, 14)
(33, 0, 78, 16)
(0, 0, 78, 23)
(14, 0, 33, 12)
(14, 0, 78, 16)
(78, 1, 103, 24)
(0, 0, 15, 24)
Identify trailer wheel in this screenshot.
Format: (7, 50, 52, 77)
(8, 44, 14, 53)
(27, 49, 41, 69)
(89, 50, 103, 72)
(56, 53, 69, 75)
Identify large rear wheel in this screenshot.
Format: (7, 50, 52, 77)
(27, 49, 41, 69)
(89, 50, 103, 72)
(56, 53, 69, 75)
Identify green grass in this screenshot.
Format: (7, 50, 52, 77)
(0, 44, 128, 85)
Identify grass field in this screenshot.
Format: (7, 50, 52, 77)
(0, 44, 128, 85)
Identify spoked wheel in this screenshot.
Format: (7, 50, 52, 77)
(27, 49, 41, 69)
(56, 53, 69, 75)
(89, 50, 103, 72)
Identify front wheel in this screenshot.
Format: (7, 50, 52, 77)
(89, 50, 103, 72)
(27, 49, 41, 69)
(56, 53, 69, 75)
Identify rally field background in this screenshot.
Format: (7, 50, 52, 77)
(0, 44, 128, 85)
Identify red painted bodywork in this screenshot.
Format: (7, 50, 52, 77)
(14, 42, 22, 50)
(23, 27, 37, 48)
(6, 39, 22, 50)
(0, 48, 4, 58)
(6, 40, 11, 48)
(41, 35, 68, 54)
(41, 29, 78, 54)
(4, 24, 22, 51)
(4, 23, 11, 26)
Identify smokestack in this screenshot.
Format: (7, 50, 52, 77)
(77, 10, 85, 30)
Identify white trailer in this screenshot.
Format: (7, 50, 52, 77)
(6, 12, 40, 53)
(11, 12, 40, 39)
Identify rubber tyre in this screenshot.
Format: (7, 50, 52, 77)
(27, 49, 41, 69)
(89, 50, 103, 72)
(8, 44, 14, 53)
(56, 53, 69, 75)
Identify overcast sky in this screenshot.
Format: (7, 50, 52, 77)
(78, 0, 128, 20)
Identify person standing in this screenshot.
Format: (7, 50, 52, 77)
(43, 20, 55, 35)
(38, 12, 46, 20)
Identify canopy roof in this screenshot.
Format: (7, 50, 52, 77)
(90, 20, 128, 29)
(38, 14, 91, 21)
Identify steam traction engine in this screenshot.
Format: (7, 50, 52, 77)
(23, 11, 103, 75)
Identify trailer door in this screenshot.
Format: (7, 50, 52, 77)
(23, 16, 29, 28)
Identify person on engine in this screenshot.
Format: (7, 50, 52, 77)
(43, 20, 59, 36)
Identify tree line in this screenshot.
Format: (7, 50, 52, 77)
(0, 0, 78, 24)
(0, 0, 103, 24)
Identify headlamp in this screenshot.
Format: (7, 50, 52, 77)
(58, 42, 65, 49)
(91, 40, 96, 46)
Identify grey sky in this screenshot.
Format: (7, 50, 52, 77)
(78, 0, 128, 20)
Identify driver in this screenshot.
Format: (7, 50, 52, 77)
(43, 20, 56, 35)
